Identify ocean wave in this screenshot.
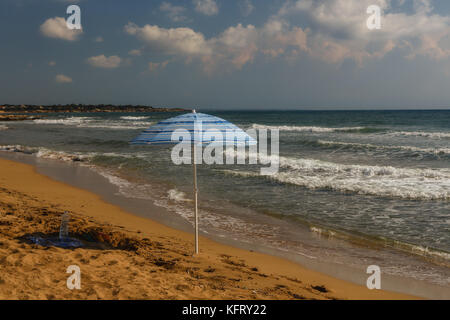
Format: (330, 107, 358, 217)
(251, 124, 383, 133)
(33, 117, 153, 130)
(221, 154, 450, 200)
(0, 125, 8, 130)
(0, 144, 40, 154)
(120, 116, 150, 120)
(0, 144, 99, 168)
(35, 148, 93, 162)
(33, 117, 92, 125)
(0, 144, 142, 164)
(76, 122, 154, 130)
(390, 131, 450, 139)
(167, 189, 192, 202)
(317, 140, 450, 156)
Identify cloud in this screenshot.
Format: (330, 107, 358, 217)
(125, 20, 308, 72)
(160, 2, 187, 22)
(87, 55, 122, 68)
(125, 21, 307, 72)
(40, 17, 82, 41)
(125, 0, 450, 72)
(275, 0, 450, 64)
(128, 49, 142, 56)
(148, 60, 169, 72)
(193, 0, 219, 16)
(124, 23, 210, 56)
(208, 23, 259, 69)
(55, 74, 72, 83)
(239, 0, 254, 17)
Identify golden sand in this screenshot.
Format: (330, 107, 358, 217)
(0, 157, 417, 300)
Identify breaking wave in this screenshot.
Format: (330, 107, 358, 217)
(33, 117, 153, 130)
(222, 154, 450, 200)
(120, 116, 150, 120)
(251, 124, 450, 140)
(33, 117, 91, 125)
(390, 131, 450, 139)
(316, 140, 450, 156)
(167, 189, 192, 202)
(251, 124, 384, 133)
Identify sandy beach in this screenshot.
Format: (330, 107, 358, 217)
(0, 157, 416, 300)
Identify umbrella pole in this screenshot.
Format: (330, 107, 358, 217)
(192, 143, 199, 255)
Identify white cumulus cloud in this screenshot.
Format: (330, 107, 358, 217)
(40, 17, 82, 41)
(125, 0, 450, 72)
(125, 21, 309, 72)
(124, 23, 210, 56)
(193, 0, 219, 16)
(87, 55, 122, 68)
(276, 0, 450, 64)
(55, 74, 72, 83)
(160, 2, 187, 22)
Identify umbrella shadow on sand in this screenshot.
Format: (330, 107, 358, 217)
(17, 230, 115, 251)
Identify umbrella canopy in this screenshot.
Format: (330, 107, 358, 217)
(131, 110, 257, 255)
(131, 111, 257, 146)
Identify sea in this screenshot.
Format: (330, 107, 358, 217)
(1, 110, 449, 296)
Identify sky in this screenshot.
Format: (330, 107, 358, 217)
(1, 0, 450, 110)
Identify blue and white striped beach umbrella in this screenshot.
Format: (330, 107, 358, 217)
(131, 110, 257, 254)
(131, 111, 257, 146)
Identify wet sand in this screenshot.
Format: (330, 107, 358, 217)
(0, 157, 416, 299)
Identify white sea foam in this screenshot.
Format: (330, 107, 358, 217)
(0, 144, 35, 153)
(0, 144, 139, 164)
(93, 168, 136, 194)
(33, 116, 153, 130)
(407, 244, 450, 261)
(251, 124, 450, 140)
(310, 226, 336, 238)
(76, 122, 154, 130)
(391, 131, 450, 139)
(222, 154, 450, 200)
(33, 117, 92, 125)
(251, 124, 366, 133)
(167, 189, 192, 202)
(317, 140, 450, 155)
(120, 116, 150, 120)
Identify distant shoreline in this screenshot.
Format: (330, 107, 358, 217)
(0, 104, 189, 114)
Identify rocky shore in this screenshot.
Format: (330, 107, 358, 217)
(0, 115, 41, 121)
